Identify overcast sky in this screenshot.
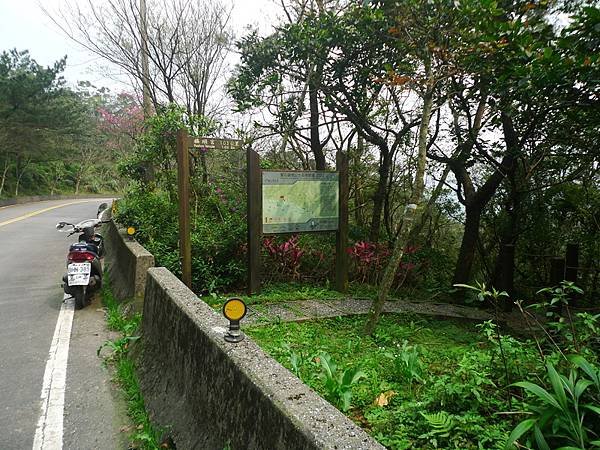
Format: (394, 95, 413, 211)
(0, 0, 275, 91)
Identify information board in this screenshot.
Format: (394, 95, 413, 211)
(262, 171, 339, 234)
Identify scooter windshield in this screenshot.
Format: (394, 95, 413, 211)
(76, 219, 99, 229)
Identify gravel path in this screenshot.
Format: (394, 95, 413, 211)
(244, 297, 504, 326)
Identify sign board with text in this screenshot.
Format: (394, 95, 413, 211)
(262, 171, 339, 234)
(190, 137, 242, 150)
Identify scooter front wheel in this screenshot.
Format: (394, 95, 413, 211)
(73, 286, 87, 310)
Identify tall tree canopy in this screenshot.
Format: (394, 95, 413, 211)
(230, 0, 600, 308)
(0, 49, 137, 197)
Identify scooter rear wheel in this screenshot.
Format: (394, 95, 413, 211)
(73, 286, 86, 310)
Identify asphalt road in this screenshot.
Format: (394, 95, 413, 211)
(0, 199, 129, 450)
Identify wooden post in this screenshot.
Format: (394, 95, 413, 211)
(335, 152, 349, 293)
(550, 257, 566, 286)
(177, 129, 192, 288)
(247, 148, 261, 295)
(565, 243, 580, 306)
(565, 243, 579, 284)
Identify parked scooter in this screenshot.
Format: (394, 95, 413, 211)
(56, 203, 110, 309)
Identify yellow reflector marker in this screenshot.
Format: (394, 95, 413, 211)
(223, 297, 247, 343)
(127, 227, 136, 236)
(223, 298, 247, 321)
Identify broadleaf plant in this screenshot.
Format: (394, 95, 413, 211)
(318, 352, 366, 412)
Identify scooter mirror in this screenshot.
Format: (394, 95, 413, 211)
(97, 202, 109, 218)
(56, 222, 66, 230)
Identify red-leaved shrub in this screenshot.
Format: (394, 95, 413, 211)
(263, 235, 305, 279)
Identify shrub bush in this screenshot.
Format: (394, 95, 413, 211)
(114, 183, 247, 294)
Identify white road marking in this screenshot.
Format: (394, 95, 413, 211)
(32, 294, 74, 450)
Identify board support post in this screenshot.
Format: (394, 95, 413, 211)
(335, 151, 349, 293)
(247, 148, 262, 295)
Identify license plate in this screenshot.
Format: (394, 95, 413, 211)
(68, 263, 91, 286)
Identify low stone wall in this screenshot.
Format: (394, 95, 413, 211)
(0, 194, 111, 208)
(103, 220, 154, 303)
(138, 267, 383, 450)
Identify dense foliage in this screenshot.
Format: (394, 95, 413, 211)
(0, 49, 136, 198)
(114, 105, 248, 294)
(250, 314, 522, 449)
(248, 281, 600, 449)
(230, 0, 600, 302)
(43, 0, 598, 448)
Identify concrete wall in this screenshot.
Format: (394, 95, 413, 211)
(103, 220, 154, 303)
(138, 267, 384, 450)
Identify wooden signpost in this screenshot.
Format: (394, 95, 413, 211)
(176, 128, 348, 295)
(176, 129, 242, 289)
(176, 130, 192, 288)
(246, 150, 349, 295)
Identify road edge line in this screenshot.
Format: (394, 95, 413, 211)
(32, 294, 75, 450)
(0, 200, 94, 228)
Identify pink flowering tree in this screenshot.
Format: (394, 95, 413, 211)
(96, 92, 144, 155)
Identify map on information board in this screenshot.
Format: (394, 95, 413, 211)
(262, 171, 339, 234)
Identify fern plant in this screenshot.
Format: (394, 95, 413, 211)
(318, 352, 366, 411)
(419, 411, 455, 438)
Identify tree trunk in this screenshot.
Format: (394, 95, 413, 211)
(407, 165, 451, 244)
(0, 156, 9, 197)
(364, 79, 434, 335)
(309, 70, 325, 170)
(494, 243, 516, 310)
(140, 0, 153, 118)
(452, 204, 483, 286)
(450, 111, 518, 293)
(369, 150, 391, 242)
(75, 166, 84, 195)
(14, 156, 30, 197)
(491, 173, 521, 310)
(353, 133, 366, 228)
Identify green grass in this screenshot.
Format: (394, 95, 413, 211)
(247, 313, 539, 449)
(100, 282, 163, 450)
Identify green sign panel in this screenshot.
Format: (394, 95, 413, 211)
(262, 171, 339, 234)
